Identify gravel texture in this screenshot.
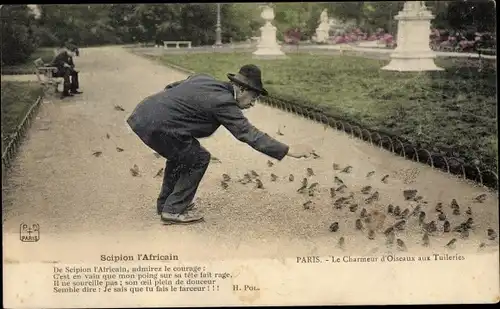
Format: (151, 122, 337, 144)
(2, 46, 498, 263)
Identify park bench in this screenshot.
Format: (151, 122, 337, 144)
(33, 58, 63, 93)
(163, 41, 192, 49)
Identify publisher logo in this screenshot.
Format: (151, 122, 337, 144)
(20, 223, 40, 242)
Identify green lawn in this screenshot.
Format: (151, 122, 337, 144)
(148, 52, 497, 171)
(1, 48, 56, 75)
(1, 81, 44, 153)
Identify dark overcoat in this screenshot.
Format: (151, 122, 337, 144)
(127, 74, 289, 161)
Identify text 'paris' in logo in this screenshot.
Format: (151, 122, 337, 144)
(20, 223, 40, 242)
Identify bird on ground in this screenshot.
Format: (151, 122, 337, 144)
(106, 133, 110, 139)
(446, 238, 457, 249)
(435, 202, 443, 213)
(450, 199, 459, 209)
(360, 208, 367, 218)
(311, 151, 321, 159)
(267, 160, 274, 167)
(424, 221, 437, 233)
(251, 170, 259, 178)
(222, 174, 231, 182)
(329, 222, 339, 232)
(337, 237, 345, 250)
(381, 175, 389, 183)
(465, 207, 472, 216)
(334, 176, 344, 186)
(394, 220, 406, 231)
(297, 178, 308, 193)
(452, 208, 460, 216)
(393, 205, 401, 216)
(270, 173, 278, 182)
(307, 168, 314, 176)
(487, 228, 497, 240)
(403, 189, 417, 200)
(368, 230, 375, 240)
(220, 181, 229, 189)
(418, 211, 426, 224)
(349, 204, 358, 212)
(114, 105, 125, 111)
(277, 128, 284, 136)
(341, 165, 352, 173)
(154, 168, 164, 178)
(386, 231, 395, 245)
(116, 147, 124, 152)
(210, 157, 222, 163)
(330, 188, 336, 198)
(474, 194, 487, 203)
(396, 239, 407, 251)
(438, 212, 447, 221)
(365, 191, 379, 204)
(422, 233, 430, 247)
(255, 179, 264, 189)
(336, 184, 347, 193)
(443, 221, 451, 233)
(366, 171, 375, 178)
(355, 219, 363, 230)
(130, 164, 140, 177)
(289, 174, 294, 182)
(361, 186, 372, 194)
(387, 204, 394, 214)
(92, 151, 102, 157)
(332, 163, 341, 170)
(303, 200, 312, 210)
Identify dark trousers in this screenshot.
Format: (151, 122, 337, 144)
(146, 131, 211, 214)
(54, 67, 79, 93)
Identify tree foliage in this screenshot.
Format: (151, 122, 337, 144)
(1, 2, 495, 65)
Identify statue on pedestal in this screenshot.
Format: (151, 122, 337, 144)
(315, 9, 330, 43)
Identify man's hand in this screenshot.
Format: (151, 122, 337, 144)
(63, 63, 71, 68)
(286, 144, 314, 158)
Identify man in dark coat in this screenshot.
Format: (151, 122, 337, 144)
(49, 44, 82, 99)
(127, 64, 313, 225)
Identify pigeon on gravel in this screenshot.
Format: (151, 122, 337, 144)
(349, 204, 358, 212)
(450, 199, 460, 209)
(306, 168, 314, 176)
(337, 237, 345, 250)
(267, 160, 274, 167)
(365, 191, 379, 204)
(154, 168, 164, 178)
(411, 205, 421, 216)
(330, 188, 336, 198)
(114, 105, 125, 111)
(220, 181, 229, 189)
(255, 179, 264, 189)
(387, 204, 394, 214)
(368, 230, 375, 240)
(487, 228, 497, 240)
(422, 233, 430, 247)
(394, 220, 406, 231)
(418, 211, 426, 224)
(92, 151, 102, 157)
(238, 173, 252, 185)
(361, 186, 372, 194)
(329, 222, 339, 232)
(393, 206, 401, 217)
(297, 178, 308, 193)
(276, 128, 284, 136)
(303, 201, 312, 210)
(336, 184, 347, 193)
(360, 208, 367, 218)
(381, 175, 389, 183)
(222, 174, 231, 182)
(423, 221, 437, 233)
(403, 189, 417, 200)
(130, 164, 140, 177)
(332, 163, 341, 170)
(341, 166, 352, 173)
(474, 194, 487, 203)
(106, 133, 110, 139)
(446, 238, 457, 249)
(366, 171, 375, 178)
(452, 208, 460, 216)
(311, 151, 321, 159)
(438, 212, 447, 221)
(443, 221, 451, 233)
(386, 230, 395, 245)
(399, 208, 410, 219)
(465, 207, 472, 216)
(355, 219, 363, 230)
(289, 174, 294, 182)
(251, 170, 259, 178)
(116, 147, 124, 152)
(396, 239, 407, 251)
(270, 173, 278, 182)
(413, 195, 423, 202)
(435, 202, 443, 213)
(334, 176, 344, 186)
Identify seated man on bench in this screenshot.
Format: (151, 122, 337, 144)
(49, 43, 83, 99)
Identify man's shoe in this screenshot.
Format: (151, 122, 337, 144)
(71, 90, 83, 94)
(60, 92, 74, 99)
(160, 211, 204, 225)
(157, 202, 195, 215)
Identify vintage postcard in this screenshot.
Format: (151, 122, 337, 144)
(2, 2, 498, 308)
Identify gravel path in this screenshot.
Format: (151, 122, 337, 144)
(2, 46, 498, 264)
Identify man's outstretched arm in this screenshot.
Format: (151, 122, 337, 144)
(212, 101, 289, 161)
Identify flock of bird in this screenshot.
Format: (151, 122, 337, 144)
(94, 107, 497, 252)
(215, 156, 497, 252)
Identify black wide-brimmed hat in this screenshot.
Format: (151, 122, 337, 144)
(227, 64, 268, 96)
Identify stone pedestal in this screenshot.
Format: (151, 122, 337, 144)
(314, 9, 330, 43)
(252, 5, 287, 59)
(381, 1, 443, 72)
